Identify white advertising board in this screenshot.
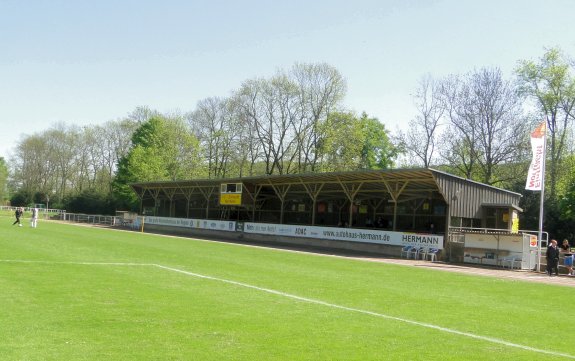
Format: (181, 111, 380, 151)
(141, 217, 443, 248)
(243, 222, 443, 249)
(144, 216, 236, 232)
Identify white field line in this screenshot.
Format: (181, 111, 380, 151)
(2, 259, 575, 359)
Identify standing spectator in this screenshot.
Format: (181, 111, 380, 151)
(12, 207, 23, 227)
(560, 239, 573, 276)
(30, 207, 39, 228)
(365, 217, 373, 228)
(546, 239, 560, 276)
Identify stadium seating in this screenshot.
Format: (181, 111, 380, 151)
(426, 248, 440, 262)
(400, 245, 413, 258)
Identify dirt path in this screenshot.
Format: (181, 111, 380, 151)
(348, 256, 575, 288)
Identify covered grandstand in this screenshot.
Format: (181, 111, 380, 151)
(129, 168, 527, 263)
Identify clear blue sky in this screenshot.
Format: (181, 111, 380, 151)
(1, 0, 574, 159)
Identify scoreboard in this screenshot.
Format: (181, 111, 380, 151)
(220, 183, 243, 205)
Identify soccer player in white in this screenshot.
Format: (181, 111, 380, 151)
(30, 207, 39, 228)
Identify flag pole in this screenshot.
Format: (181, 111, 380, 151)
(537, 120, 547, 272)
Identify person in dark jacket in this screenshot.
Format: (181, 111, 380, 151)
(12, 207, 23, 227)
(560, 239, 573, 276)
(546, 239, 560, 276)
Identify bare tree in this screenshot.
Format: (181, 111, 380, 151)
(229, 93, 262, 177)
(470, 68, 528, 184)
(90, 119, 139, 192)
(74, 126, 97, 192)
(291, 63, 346, 172)
(126, 106, 160, 124)
(439, 69, 527, 185)
(189, 97, 239, 178)
(11, 134, 54, 197)
(233, 64, 346, 175)
(44, 124, 80, 202)
(237, 75, 300, 175)
(397, 75, 443, 167)
(439, 75, 479, 179)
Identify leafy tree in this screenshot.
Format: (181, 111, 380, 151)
(113, 117, 165, 210)
(0, 157, 8, 205)
(558, 154, 575, 232)
(9, 191, 29, 207)
(516, 47, 575, 197)
(316, 112, 397, 171)
(65, 189, 115, 215)
(112, 116, 201, 211)
(358, 113, 397, 169)
(316, 112, 364, 171)
(545, 197, 575, 243)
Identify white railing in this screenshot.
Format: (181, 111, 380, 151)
(61, 213, 118, 226)
(0, 205, 64, 220)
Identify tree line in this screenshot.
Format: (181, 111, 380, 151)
(396, 48, 575, 238)
(1, 49, 574, 238)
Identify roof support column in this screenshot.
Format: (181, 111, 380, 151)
(150, 189, 162, 216)
(302, 182, 324, 226)
(163, 189, 177, 217)
(269, 184, 291, 224)
(199, 186, 217, 219)
(412, 198, 428, 230)
(382, 180, 409, 231)
(337, 178, 363, 228)
(179, 186, 197, 219)
(134, 187, 147, 215)
(252, 186, 263, 222)
(368, 198, 386, 223)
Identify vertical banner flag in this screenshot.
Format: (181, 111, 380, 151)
(525, 122, 546, 190)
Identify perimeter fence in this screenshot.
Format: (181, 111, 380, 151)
(0, 206, 64, 220)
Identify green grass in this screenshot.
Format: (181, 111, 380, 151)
(0, 216, 573, 360)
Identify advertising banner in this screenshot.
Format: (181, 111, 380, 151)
(243, 222, 443, 249)
(141, 217, 443, 248)
(525, 122, 546, 191)
(144, 216, 236, 232)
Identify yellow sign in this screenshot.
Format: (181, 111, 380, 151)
(220, 193, 241, 205)
(511, 216, 519, 233)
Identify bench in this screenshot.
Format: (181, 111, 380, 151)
(499, 256, 522, 270)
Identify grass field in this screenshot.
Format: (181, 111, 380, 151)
(0, 216, 573, 360)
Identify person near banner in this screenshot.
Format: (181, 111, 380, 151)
(560, 239, 573, 276)
(546, 239, 560, 276)
(12, 207, 23, 227)
(30, 207, 39, 228)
